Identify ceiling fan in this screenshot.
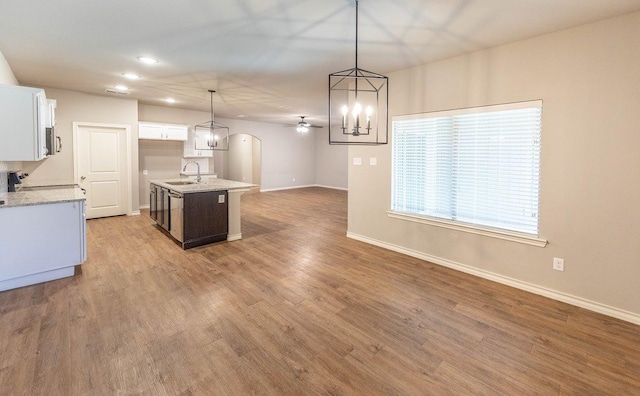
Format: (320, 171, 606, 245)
(285, 116, 321, 133)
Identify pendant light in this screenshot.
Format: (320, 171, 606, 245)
(328, 0, 388, 145)
(194, 90, 230, 151)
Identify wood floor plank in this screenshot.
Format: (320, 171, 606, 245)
(1, 187, 639, 395)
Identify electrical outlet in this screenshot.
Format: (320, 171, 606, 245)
(142, 169, 148, 176)
(553, 257, 565, 272)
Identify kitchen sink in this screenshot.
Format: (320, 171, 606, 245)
(165, 181, 196, 186)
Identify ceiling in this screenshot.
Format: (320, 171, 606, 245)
(2, 0, 639, 127)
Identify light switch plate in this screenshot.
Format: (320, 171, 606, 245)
(353, 157, 362, 166)
(218, 195, 225, 204)
(370, 157, 377, 166)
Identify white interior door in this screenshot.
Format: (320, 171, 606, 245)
(76, 124, 129, 219)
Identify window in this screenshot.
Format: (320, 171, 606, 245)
(391, 100, 542, 237)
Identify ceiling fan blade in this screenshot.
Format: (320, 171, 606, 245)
(283, 116, 323, 128)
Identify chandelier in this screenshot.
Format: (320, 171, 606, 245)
(194, 90, 229, 151)
(328, 0, 388, 145)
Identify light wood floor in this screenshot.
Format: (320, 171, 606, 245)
(1, 187, 639, 395)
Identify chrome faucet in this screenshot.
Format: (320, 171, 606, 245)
(183, 161, 201, 182)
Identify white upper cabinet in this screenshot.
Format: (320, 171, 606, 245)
(46, 99, 57, 127)
(0, 84, 49, 161)
(165, 125, 188, 141)
(138, 122, 188, 141)
(183, 128, 213, 157)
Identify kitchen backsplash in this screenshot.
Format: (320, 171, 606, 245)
(0, 161, 20, 192)
(0, 161, 8, 192)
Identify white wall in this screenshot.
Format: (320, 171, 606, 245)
(214, 117, 316, 191)
(225, 134, 261, 184)
(0, 50, 18, 86)
(0, 49, 21, 192)
(315, 127, 348, 190)
(347, 12, 640, 322)
(20, 88, 140, 211)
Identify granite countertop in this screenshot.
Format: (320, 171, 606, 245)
(150, 177, 256, 194)
(0, 184, 86, 208)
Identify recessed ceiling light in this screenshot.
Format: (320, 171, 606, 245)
(114, 85, 129, 91)
(122, 73, 140, 80)
(166, 98, 176, 104)
(237, 115, 246, 118)
(137, 56, 158, 64)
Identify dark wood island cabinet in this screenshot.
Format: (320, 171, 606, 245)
(149, 178, 254, 249)
(183, 190, 228, 249)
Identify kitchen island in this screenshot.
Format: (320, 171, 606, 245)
(149, 177, 255, 249)
(0, 185, 87, 291)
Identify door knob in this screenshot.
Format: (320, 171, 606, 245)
(80, 176, 86, 180)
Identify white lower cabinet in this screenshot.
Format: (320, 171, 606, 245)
(0, 200, 87, 292)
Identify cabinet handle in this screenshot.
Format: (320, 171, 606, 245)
(56, 136, 62, 153)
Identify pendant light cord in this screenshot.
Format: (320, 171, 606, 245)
(208, 89, 215, 122)
(355, 0, 359, 70)
(354, 0, 359, 101)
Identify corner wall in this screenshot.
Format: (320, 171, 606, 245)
(20, 88, 140, 212)
(315, 127, 348, 190)
(0, 49, 21, 191)
(347, 12, 640, 321)
(0, 50, 18, 86)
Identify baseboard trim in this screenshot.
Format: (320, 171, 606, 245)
(128, 210, 141, 216)
(315, 184, 348, 191)
(227, 233, 242, 242)
(260, 185, 316, 192)
(139, 204, 150, 210)
(347, 232, 640, 326)
(261, 184, 347, 193)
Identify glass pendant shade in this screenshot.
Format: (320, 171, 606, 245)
(194, 90, 229, 151)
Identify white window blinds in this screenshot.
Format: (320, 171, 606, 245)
(391, 100, 542, 236)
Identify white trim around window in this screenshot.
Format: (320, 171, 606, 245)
(387, 210, 548, 247)
(391, 99, 544, 240)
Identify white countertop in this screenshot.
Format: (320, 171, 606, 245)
(0, 184, 86, 208)
(150, 178, 256, 194)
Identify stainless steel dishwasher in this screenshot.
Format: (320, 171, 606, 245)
(168, 191, 183, 242)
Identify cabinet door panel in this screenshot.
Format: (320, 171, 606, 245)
(0, 201, 85, 280)
(139, 123, 165, 140)
(183, 191, 228, 242)
(0, 86, 47, 161)
(165, 125, 188, 141)
(184, 128, 213, 157)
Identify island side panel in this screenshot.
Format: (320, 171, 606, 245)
(183, 190, 228, 249)
(227, 189, 248, 241)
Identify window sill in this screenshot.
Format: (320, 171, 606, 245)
(387, 211, 548, 248)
